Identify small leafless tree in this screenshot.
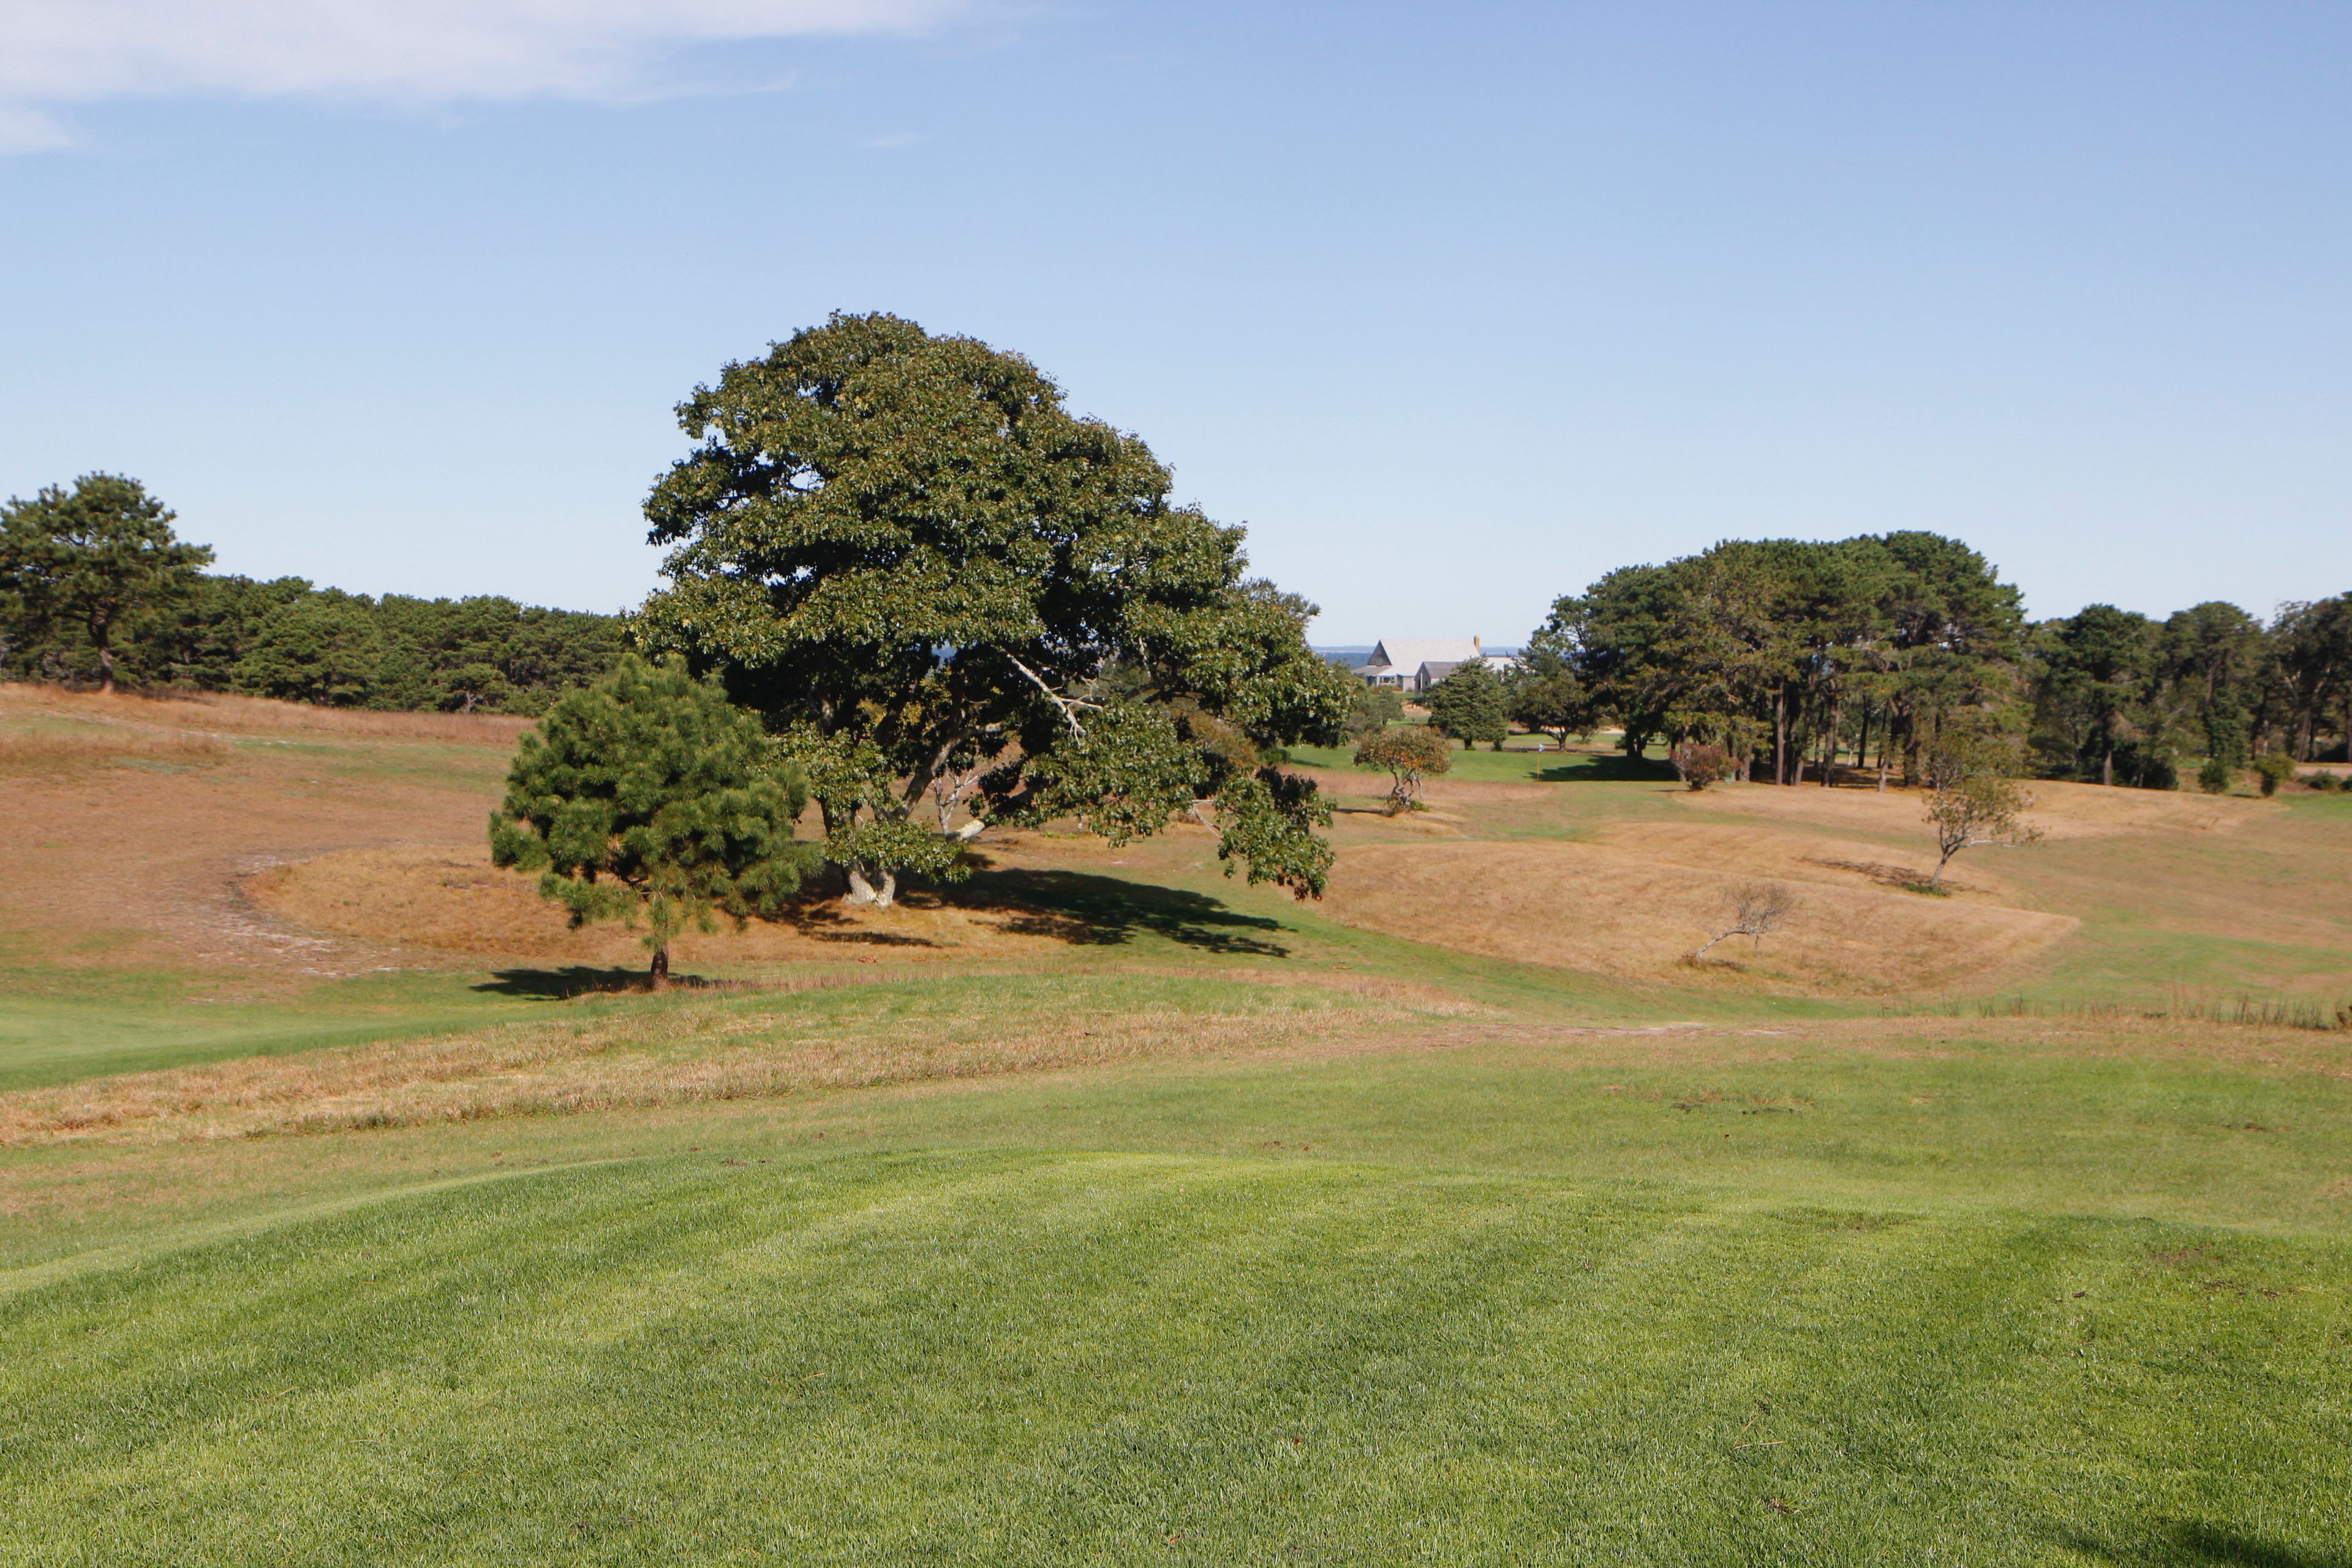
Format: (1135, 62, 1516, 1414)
(1694, 881, 1796, 960)
(1923, 735, 2042, 888)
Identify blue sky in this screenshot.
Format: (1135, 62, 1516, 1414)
(2, 2, 2346, 643)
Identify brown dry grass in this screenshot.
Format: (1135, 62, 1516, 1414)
(0, 687, 519, 978)
(1321, 839, 2076, 994)
(1673, 775, 2266, 842)
(0, 682, 530, 743)
(0, 726, 231, 773)
(0, 979, 1442, 1150)
(248, 845, 1134, 966)
(1591, 820, 2015, 899)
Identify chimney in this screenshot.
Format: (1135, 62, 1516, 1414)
(1474, 636, 1482, 653)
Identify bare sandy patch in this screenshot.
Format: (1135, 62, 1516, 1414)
(1322, 840, 2075, 995)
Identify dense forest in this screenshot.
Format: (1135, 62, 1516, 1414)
(1521, 532, 2352, 788)
(0, 477, 623, 714)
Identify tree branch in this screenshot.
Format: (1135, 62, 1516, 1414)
(1008, 654, 1101, 737)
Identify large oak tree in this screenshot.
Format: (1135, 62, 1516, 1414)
(636, 313, 1351, 906)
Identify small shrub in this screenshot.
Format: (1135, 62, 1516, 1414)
(1670, 740, 1732, 791)
(2252, 753, 2297, 797)
(2301, 770, 2342, 793)
(2196, 757, 2235, 795)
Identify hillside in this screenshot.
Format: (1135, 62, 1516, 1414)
(1, 685, 2348, 1564)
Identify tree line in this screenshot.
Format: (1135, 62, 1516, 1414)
(1496, 532, 2349, 789)
(0, 475, 625, 714)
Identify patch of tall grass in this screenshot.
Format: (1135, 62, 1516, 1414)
(1920, 987, 2352, 1031)
(0, 726, 231, 772)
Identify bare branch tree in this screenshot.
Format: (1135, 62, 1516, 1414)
(1923, 735, 2043, 888)
(1694, 881, 1796, 960)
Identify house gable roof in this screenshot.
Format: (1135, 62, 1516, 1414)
(1366, 637, 1481, 671)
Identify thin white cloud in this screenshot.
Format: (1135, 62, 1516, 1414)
(0, 0, 968, 148)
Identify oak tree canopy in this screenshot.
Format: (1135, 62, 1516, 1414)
(636, 313, 1351, 905)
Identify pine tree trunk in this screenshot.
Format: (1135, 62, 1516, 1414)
(650, 946, 669, 989)
(92, 615, 115, 695)
(1774, 690, 1788, 785)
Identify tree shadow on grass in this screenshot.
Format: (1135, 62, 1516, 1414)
(473, 967, 715, 999)
(1531, 753, 1679, 783)
(952, 868, 1291, 957)
(2058, 1524, 2352, 1568)
(777, 905, 943, 948)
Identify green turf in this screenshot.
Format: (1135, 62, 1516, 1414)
(1291, 737, 1672, 785)
(2, 1137, 2344, 1566)
(6, 1020, 2351, 1564)
(0, 969, 635, 1092)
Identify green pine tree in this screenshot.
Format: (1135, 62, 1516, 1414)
(1423, 660, 1511, 749)
(0, 474, 212, 693)
(489, 655, 820, 985)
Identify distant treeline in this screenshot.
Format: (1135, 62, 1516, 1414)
(1526, 532, 2351, 787)
(1, 475, 624, 714)
(2, 571, 627, 715)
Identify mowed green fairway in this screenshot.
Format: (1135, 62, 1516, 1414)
(5, 1035, 2349, 1567)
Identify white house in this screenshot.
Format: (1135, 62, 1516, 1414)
(1354, 638, 1518, 693)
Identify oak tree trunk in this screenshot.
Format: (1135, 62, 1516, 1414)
(845, 865, 898, 908)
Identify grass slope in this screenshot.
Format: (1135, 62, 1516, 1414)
(4, 1140, 2344, 1566)
(7, 692, 2352, 1564)
(6, 1026, 2351, 1564)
